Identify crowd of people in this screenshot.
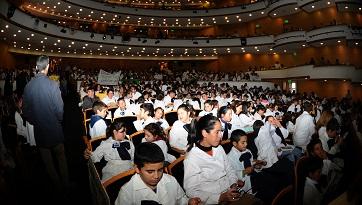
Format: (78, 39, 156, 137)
(0, 55, 361, 205)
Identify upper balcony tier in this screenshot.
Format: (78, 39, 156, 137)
(18, 0, 362, 27)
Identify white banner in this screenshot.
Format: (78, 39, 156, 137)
(97, 69, 121, 85)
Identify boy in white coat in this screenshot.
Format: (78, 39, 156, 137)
(115, 142, 201, 205)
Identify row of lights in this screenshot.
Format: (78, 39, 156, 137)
(2, 24, 360, 56)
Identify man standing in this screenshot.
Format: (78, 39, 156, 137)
(293, 101, 316, 150)
(23, 55, 69, 198)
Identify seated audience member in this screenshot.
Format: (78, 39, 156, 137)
(184, 115, 261, 204)
(133, 103, 156, 131)
(287, 99, 301, 113)
(218, 105, 234, 141)
(82, 86, 99, 110)
(163, 90, 176, 108)
(239, 101, 255, 128)
(115, 142, 201, 205)
(143, 123, 175, 164)
(14, 94, 35, 146)
(198, 100, 215, 117)
(316, 111, 334, 140)
(303, 157, 324, 205)
(113, 97, 134, 118)
(230, 101, 245, 130)
(293, 101, 315, 150)
(130, 85, 142, 101)
(253, 105, 266, 121)
(320, 118, 342, 155)
(169, 104, 194, 153)
(254, 118, 279, 168)
(84, 122, 134, 182)
(102, 88, 118, 107)
(153, 107, 170, 130)
(89, 101, 108, 138)
(227, 129, 255, 193)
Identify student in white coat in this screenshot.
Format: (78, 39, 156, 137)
(115, 142, 201, 205)
(84, 122, 134, 182)
(113, 97, 134, 118)
(198, 100, 215, 117)
(183, 115, 245, 204)
(169, 104, 194, 153)
(227, 129, 254, 193)
(143, 123, 176, 164)
(293, 102, 316, 150)
(153, 107, 170, 131)
(303, 157, 324, 205)
(133, 103, 156, 131)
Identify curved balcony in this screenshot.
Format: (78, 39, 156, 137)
(19, 0, 352, 27)
(1, 0, 361, 60)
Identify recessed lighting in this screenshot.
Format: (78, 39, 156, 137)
(1, 30, 4, 32)
(345, 6, 348, 9)
(13, 34, 16, 37)
(320, 42, 324, 45)
(5, 25, 8, 28)
(356, 43, 359, 45)
(327, 1, 330, 5)
(18, 30, 21, 33)
(261, 12, 264, 14)
(249, 13, 252, 17)
(338, 40, 341, 43)
(294, 8, 298, 10)
(324, 80, 327, 82)
(273, 13, 277, 16)
(312, 5, 315, 8)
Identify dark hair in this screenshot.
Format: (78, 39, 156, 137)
(117, 97, 125, 102)
(92, 101, 107, 113)
(305, 156, 323, 174)
(252, 120, 264, 136)
(265, 115, 274, 122)
(303, 101, 313, 112)
(218, 105, 232, 118)
(154, 107, 164, 116)
(240, 101, 250, 115)
(36, 55, 49, 72)
(134, 142, 165, 169)
(140, 103, 154, 117)
(187, 115, 220, 152)
(107, 121, 126, 138)
(178, 104, 195, 118)
(144, 123, 165, 140)
(256, 105, 266, 112)
(106, 88, 114, 94)
(306, 138, 322, 156)
(230, 129, 247, 143)
(326, 118, 339, 132)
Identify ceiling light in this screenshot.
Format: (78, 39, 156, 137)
(327, 1, 330, 5)
(312, 5, 315, 8)
(345, 6, 348, 9)
(320, 42, 324, 45)
(337, 40, 341, 43)
(356, 43, 359, 45)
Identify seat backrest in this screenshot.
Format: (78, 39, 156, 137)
(89, 135, 108, 152)
(84, 108, 95, 120)
(271, 185, 293, 205)
(113, 116, 137, 135)
(167, 155, 185, 188)
(102, 169, 136, 205)
(87, 159, 110, 205)
(165, 111, 178, 126)
(294, 156, 309, 205)
(129, 130, 145, 147)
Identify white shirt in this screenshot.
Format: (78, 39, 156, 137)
(153, 118, 170, 130)
(133, 117, 156, 131)
(254, 122, 279, 168)
(154, 100, 166, 110)
(227, 147, 253, 192)
(114, 108, 134, 118)
(91, 138, 134, 181)
(239, 113, 255, 128)
(198, 110, 214, 117)
(303, 177, 322, 205)
(116, 174, 189, 205)
(287, 104, 301, 113)
(89, 118, 107, 138)
(318, 127, 340, 155)
(253, 112, 263, 121)
(293, 111, 315, 150)
(169, 120, 189, 151)
(271, 126, 289, 148)
(102, 96, 118, 106)
(184, 145, 238, 204)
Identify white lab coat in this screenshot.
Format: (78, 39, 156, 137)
(133, 117, 156, 131)
(239, 113, 255, 128)
(303, 177, 322, 205)
(169, 120, 189, 151)
(115, 174, 189, 205)
(271, 126, 289, 148)
(318, 127, 340, 155)
(254, 122, 279, 168)
(91, 138, 134, 182)
(113, 108, 134, 118)
(184, 145, 238, 204)
(227, 147, 252, 192)
(293, 111, 315, 150)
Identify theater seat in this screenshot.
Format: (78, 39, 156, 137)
(102, 169, 136, 205)
(166, 155, 185, 188)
